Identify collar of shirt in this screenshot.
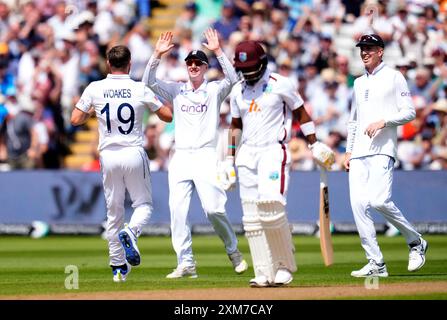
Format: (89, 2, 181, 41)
(185, 79, 208, 92)
(107, 74, 130, 79)
(365, 61, 386, 77)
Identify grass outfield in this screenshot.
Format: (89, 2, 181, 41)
(0, 234, 446, 298)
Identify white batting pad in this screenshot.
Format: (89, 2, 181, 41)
(242, 200, 275, 282)
(257, 200, 297, 273)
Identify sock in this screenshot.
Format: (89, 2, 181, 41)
(409, 238, 421, 248)
(111, 264, 127, 271)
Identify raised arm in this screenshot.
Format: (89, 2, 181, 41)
(142, 32, 178, 103)
(203, 28, 239, 100)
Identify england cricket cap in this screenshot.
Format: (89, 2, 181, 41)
(234, 40, 266, 69)
(355, 34, 385, 48)
(184, 50, 209, 65)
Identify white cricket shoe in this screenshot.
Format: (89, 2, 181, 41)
(249, 275, 270, 288)
(228, 250, 248, 274)
(112, 262, 131, 282)
(273, 268, 293, 286)
(166, 264, 198, 279)
(408, 238, 428, 272)
(118, 225, 141, 266)
(351, 260, 389, 277)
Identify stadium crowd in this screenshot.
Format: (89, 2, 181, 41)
(0, 0, 446, 171)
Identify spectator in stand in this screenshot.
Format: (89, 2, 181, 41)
(352, 1, 393, 45)
(335, 55, 355, 88)
(79, 40, 103, 90)
(155, 48, 189, 82)
(125, 20, 153, 81)
(390, 3, 409, 43)
(288, 135, 315, 170)
(282, 0, 313, 32)
(212, 1, 240, 42)
(174, 1, 212, 47)
(276, 58, 298, 88)
(4, 97, 46, 169)
(265, 7, 289, 47)
(341, 0, 363, 23)
(276, 35, 310, 75)
(46, 1, 77, 43)
(399, 23, 426, 67)
(310, 79, 349, 141)
(409, 67, 435, 104)
(395, 57, 412, 80)
(303, 62, 323, 103)
(144, 121, 168, 172)
(0, 2, 12, 42)
(250, 1, 272, 42)
(312, 33, 337, 73)
(423, 5, 440, 32)
(314, 0, 345, 31)
(323, 130, 346, 170)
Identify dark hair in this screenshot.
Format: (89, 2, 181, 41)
(107, 45, 131, 69)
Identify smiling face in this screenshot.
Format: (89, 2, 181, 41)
(359, 45, 383, 73)
(186, 59, 208, 85)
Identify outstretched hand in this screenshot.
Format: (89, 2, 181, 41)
(203, 28, 222, 55)
(155, 32, 175, 57)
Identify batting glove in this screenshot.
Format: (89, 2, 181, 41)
(218, 156, 237, 191)
(309, 141, 335, 170)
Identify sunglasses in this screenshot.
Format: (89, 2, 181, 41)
(186, 59, 206, 66)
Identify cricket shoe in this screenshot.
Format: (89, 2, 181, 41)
(166, 264, 198, 279)
(112, 262, 131, 282)
(228, 250, 248, 274)
(273, 268, 293, 287)
(118, 225, 141, 266)
(249, 275, 270, 288)
(408, 238, 428, 272)
(351, 260, 389, 277)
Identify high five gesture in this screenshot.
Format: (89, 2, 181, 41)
(203, 28, 222, 56)
(154, 31, 175, 59)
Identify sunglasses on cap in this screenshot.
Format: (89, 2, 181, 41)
(186, 59, 206, 67)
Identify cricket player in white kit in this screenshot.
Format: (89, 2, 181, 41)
(71, 45, 173, 282)
(222, 40, 335, 287)
(344, 34, 428, 277)
(143, 29, 248, 278)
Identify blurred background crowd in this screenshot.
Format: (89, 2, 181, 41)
(0, 0, 446, 172)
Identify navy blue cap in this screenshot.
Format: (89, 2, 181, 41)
(356, 34, 385, 48)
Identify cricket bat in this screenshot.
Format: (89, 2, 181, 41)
(319, 168, 333, 266)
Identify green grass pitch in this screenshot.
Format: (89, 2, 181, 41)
(0, 235, 446, 298)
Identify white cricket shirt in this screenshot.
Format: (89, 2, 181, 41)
(76, 74, 162, 151)
(347, 62, 415, 159)
(230, 71, 304, 146)
(143, 53, 238, 149)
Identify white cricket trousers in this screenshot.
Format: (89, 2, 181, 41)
(168, 147, 238, 267)
(100, 146, 153, 266)
(236, 143, 291, 203)
(349, 155, 421, 263)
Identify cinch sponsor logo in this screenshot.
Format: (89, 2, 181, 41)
(181, 104, 208, 113)
(401, 92, 411, 96)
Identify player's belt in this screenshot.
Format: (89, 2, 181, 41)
(244, 141, 284, 148)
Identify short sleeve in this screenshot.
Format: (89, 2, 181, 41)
(75, 84, 93, 112)
(278, 77, 304, 111)
(144, 86, 163, 112)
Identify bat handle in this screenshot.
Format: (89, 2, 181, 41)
(320, 167, 328, 188)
